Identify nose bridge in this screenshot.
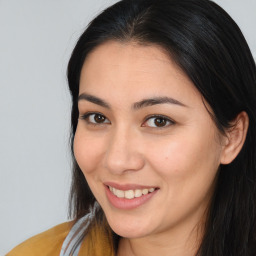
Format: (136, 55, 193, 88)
(104, 125, 144, 174)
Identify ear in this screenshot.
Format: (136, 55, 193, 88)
(220, 111, 249, 165)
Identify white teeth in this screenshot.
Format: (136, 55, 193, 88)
(115, 189, 125, 198)
(149, 188, 155, 193)
(134, 189, 142, 197)
(142, 189, 149, 195)
(125, 190, 134, 199)
(109, 186, 156, 199)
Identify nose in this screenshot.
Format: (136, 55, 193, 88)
(103, 127, 145, 175)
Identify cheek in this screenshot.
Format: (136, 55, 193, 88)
(146, 130, 221, 182)
(73, 127, 105, 174)
(145, 132, 221, 222)
(145, 137, 192, 175)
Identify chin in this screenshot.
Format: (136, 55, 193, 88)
(106, 214, 154, 239)
(112, 226, 150, 239)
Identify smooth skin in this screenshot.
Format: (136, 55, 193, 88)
(73, 41, 248, 256)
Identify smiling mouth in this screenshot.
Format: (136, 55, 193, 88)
(108, 185, 157, 199)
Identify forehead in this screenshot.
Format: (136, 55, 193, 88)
(79, 40, 201, 108)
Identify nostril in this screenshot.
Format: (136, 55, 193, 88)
(104, 150, 145, 174)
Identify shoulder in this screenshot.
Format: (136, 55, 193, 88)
(6, 221, 74, 256)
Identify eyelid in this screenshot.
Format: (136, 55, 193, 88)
(142, 114, 175, 128)
(79, 111, 111, 124)
(79, 112, 175, 128)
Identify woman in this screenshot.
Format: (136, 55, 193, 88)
(7, 0, 256, 255)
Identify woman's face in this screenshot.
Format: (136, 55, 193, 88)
(74, 41, 225, 239)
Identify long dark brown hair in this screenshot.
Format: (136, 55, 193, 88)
(67, 0, 256, 255)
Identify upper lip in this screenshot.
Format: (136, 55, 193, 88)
(104, 181, 158, 191)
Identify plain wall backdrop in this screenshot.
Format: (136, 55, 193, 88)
(0, 0, 255, 254)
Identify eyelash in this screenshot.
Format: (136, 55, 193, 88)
(79, 112, 175, 128)
(143, 114, 175, 128)
(79, 112, 110, 126)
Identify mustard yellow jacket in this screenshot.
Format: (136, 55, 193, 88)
(6, 221, 115, 256)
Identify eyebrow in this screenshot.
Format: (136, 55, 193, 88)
(78, 93, 187, 109)
(78, 93, 110, 108)
(133, 96, 187, 109)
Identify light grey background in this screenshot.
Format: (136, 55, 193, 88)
(0, 0, 255, 254)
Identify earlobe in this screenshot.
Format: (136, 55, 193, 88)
(220, 111, 249, 165)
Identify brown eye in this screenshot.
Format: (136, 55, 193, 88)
(80, 112, 110, 125)
(154, 117, 167, 127)
(143, 115, 174, 128)
(93, 114, 106, 123)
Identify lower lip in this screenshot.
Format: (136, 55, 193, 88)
(105, 186, 158, 210)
